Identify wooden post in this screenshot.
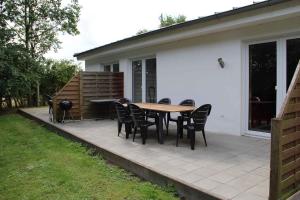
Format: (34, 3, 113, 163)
(270, 118, 283, 200)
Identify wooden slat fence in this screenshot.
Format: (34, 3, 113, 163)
(53, 74, 81, 121)
(53, 72, 124, 121)
(270, 60, 300, 200)
(80, 72, 124, 119)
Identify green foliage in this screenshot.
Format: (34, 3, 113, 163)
(159, 14, 186, 28)
(39, 59, 81, 98)
(0, 114, 178, 200)
(0, 0, 81, 109)
(136, 29, 149, 35)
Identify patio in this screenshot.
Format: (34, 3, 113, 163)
(21, 107, 270, 200)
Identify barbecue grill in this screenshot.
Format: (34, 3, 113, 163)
(59, 99, 73, 123)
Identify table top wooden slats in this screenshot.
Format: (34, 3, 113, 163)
(134, 103, 195, 112)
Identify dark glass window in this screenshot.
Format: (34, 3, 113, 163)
(146, 58, 157, 103)
(113, 64, 119, 72)
(104, 65, 111, 72)
(132, 60, 142, 102)
(286, 38, 300, 90)
(248, 42, 276, 132)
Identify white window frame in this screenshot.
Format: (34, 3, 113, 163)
(131, 56, 156, 102)
(102, 62, 119, 72)
(242, 34, 300, 138)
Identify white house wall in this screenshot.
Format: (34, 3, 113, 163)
(84, 16, 300, 136)
(156, 37, 242, 135)
(85, 60, 103, 72)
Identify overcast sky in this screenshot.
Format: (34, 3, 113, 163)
(46, 0, 262, 61)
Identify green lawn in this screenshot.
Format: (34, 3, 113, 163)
(0, 114, 178, 200)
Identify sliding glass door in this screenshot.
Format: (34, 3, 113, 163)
(286, 38, 300, 90)
(132, 60, 143, 102)
(132, 58, 157, 103)
(146, 58, 157, 103)
(246, 37, 300, 136)
(248, 42, 277, 132)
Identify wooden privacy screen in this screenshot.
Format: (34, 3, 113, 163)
(53, 72, 124, 121)
(80, 72, 124, 119)
(53, 74, 81, 120)
(270, 60, 300, 200)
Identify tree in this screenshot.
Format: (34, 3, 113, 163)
(0, 0, 81, 108)
(159, 14, 186, 28)
(136, 29, 148, 35)
(39, 59, 81, 101)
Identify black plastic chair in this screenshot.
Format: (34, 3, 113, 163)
(146, 98, 171, 134)
(168, 99, 195, 137)
(180, 104, 212, 150)
(129, 104, 159, 144)
(115, 102, 133, 139)
(118, 98, 131, 104)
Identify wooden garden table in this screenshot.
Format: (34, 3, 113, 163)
(134, 103, 195, 144)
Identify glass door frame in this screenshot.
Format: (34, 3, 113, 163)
(243, 35, 300, 138)
(131, 56, 156, 102)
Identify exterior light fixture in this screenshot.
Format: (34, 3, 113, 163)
(218, 58, 225, 68)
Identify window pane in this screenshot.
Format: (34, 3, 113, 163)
(146, 58, 157, 103)
(286, 38, 300, 90)
(249, 42, 276, 132)
(132, 60, 142, 102)
(113, 64, 119, 72)
(104, 65, 111, 72)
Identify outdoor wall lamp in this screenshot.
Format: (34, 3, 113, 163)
(218, 58, 225, 68)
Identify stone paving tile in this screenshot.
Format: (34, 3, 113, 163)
(191, 166, 222, 178)
(22, 107, 272, 200)
(209, 172, 237, 184)
(227, 174, 267, 192)
(211, 184, 241, 199)
(246, 179, 269, 198)
(250, 167, 270, 178)
(193, 178, 222, 191)
(232, 192, 267, 200)
(177, 171, 205, 183)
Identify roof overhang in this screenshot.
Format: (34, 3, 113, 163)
(74, 0, 299, 61)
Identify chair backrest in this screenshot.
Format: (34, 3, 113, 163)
(158, 98, 171, 105)
(179, 99, 195, 107)
(191, 104, 212, 131)
(128, 104, 145, 127)
(118, 98, 131, 104)
(115, 102, 129, 122)
(179, 99, 195, 117)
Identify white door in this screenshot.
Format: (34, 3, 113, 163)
(132, 58, 157, 102)
(245, 37, 300, 137)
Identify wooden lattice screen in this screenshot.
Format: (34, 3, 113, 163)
(53, 72, 124, 121)
(80, 72, 124, 119)
(53, 74, 81, 120)
(270, 60, 300, 200)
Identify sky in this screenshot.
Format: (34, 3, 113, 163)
(46, 0, 262, 61)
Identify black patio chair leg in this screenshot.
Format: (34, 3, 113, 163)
(125, 123, 131, 139)
(133, 127, 137, 142)
(141, 126, 147, 145)
(189, 129, 195, 150)
(118, 121, 122, 136)
(155, 118, 160, 142)
(163, 116, 168, 136)
(202, 130, 207, 146)
(177, 116, 183, 139)
(176, 120, 181, 147)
